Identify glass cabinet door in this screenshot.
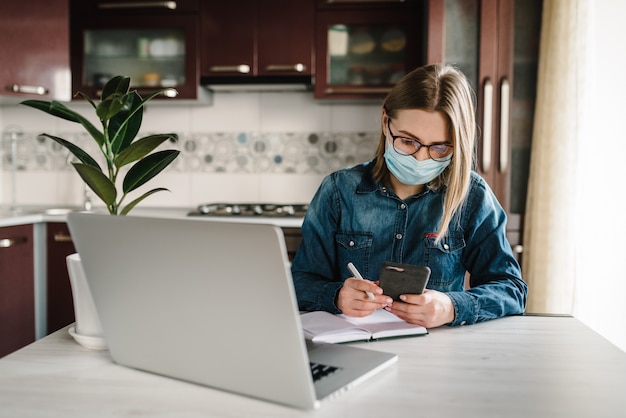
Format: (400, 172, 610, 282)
(315, 5, 422, 99)
(327, 24, 409, 87)
(71, 10, 201, 101)
(84, 29, 186, 89)
(443, 0, 479, 93)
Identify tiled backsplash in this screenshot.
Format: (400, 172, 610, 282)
(0, 91, 382, 208)
(1, 130, 378, 175)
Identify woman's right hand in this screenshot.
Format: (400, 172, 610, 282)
(336, 278, 393, 317)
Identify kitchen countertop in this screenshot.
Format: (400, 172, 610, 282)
(0, 206, 304, 228)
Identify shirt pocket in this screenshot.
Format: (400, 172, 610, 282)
(336, 232, 373, 277)
(424, 234, 466, 289)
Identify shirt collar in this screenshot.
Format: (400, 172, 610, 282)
(356, 159, 382, 194)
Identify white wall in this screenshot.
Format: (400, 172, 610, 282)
(0, 91, 383, 208)
(573, 0, 626, 351)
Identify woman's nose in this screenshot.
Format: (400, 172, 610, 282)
(413, 146, 431, 161)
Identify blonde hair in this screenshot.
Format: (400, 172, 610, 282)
(373, 64, 476, 242)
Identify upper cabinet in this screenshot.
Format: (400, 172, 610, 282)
(69, 0, 206, 101)
(0, 0, 71, 102)
(314, 0, 424, 100)
(200, 0, 314, 87)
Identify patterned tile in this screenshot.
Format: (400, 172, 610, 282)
(1, 131, 379, 175)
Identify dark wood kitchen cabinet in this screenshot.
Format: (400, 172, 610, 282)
(0, 0, 71, 102)
(200, 0, 314, 84)
(0, 225, 35, 358)
(69, 0, 205, 101)
(427, 0, 542, 261)
(314, 0, 423, 99)
(46, 223, 76, 334)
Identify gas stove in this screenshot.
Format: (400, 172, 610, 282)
(188, 203, 308, 218)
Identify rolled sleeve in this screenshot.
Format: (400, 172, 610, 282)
(447, 291, 479, 326)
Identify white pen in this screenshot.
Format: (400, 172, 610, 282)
(347, 262, 376, 301)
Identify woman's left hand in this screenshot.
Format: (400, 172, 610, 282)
(385, 289, 455, 328)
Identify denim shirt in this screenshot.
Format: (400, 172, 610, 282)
(291, 160, 527, 326)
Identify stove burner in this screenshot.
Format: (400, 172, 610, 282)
(189, 203, 308, 217)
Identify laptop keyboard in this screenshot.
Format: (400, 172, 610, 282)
(310, 362, 340, 382)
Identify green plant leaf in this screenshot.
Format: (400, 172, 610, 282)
(101, 76, 130, 100)
(20, 100, 105, 147)
(20, 100, 81, 123)
(40, 134, 101, 170)
(110, 91, 143, 154)
(115, 134, 178, 168)
(122, 150, 180, 193)
(110, 87, 175, 154)
(72, 163, 117, 206)
(140, 88, 173, 104)
(96, 94, 127, 122)
(120, 187, 169, 216)
(74, 92, 97, 110)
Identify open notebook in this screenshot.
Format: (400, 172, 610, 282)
(66, 213, 397, 410)
(301, 309, 428, 343)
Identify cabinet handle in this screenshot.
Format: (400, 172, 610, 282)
(0, 237, 28, 248)
(53, 233, 73, 243)
(135, 88, 178, 98)
(96, 88, 177, 98)
(208, 65, 251, 74)
(499, 78, 510, 174)
(265, 64, 307, 73)
(324, 87, 391, 94)
(4, 84, 48, 96)
(482, 79, 493, 174)
(98, 1, 176, 9)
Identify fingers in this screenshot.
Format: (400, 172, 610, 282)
(346, 277, 381, 296)
(385, 290, 454, 328)
(338, 278, 392, 317)
(399, 292, 429, 304)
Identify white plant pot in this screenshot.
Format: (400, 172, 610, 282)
(66, 253, 107, 350)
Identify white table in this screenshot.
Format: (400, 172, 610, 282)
(0, 315, 624, 418)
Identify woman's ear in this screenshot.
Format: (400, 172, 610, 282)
(381, 110, 388, 132)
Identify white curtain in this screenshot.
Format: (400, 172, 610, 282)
(523, 0, 590, 314)
(571, 0, 626, 351)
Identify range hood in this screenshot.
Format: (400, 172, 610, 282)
(200, 75, 313, 92)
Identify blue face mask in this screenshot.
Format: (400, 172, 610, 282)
(384, 142, 451, 186)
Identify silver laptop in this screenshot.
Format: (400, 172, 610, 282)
(66, 213, 397, 410)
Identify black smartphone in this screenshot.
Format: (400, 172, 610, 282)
(378, 262, 431, 301)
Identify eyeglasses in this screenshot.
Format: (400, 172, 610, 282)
(387, 119, 453, 162)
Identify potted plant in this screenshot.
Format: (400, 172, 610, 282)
(21, 76, 180, 215)
(20, 76, 180, 349)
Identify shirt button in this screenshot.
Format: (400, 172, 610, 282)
(460, 321, 467, 326)
(349, 241, 355, 247)
(400, 203, 406, 209)
(395, 234, 403, 240)
(381, 187, 387, 193)
(443, 244, 450, 250)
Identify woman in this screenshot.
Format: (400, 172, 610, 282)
(291, 64, 527, 328)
